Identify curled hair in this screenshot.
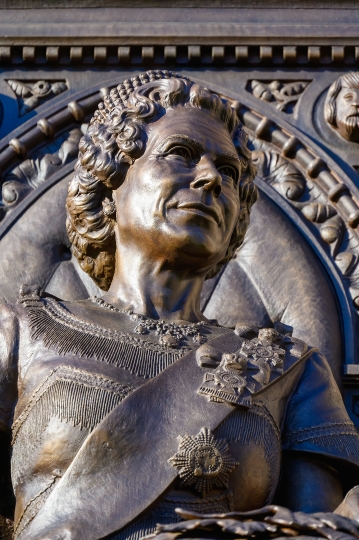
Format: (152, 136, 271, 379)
(66, 70, 257, 290)
(324, 71, 359, 126)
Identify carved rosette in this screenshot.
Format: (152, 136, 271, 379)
(168, 427, 238, 495)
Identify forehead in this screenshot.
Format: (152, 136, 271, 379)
(146, 107, 237, 156)
(339, 84, 359, 93)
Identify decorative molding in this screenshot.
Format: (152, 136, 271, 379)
(0, 86, 109, 177)
(0, 45, 358, 68)
(2, 1, 359, 7)
(2, 76, 359, 372)
(235, 104, 359, 321)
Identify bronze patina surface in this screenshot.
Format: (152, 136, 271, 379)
(0, 70, 359, 540)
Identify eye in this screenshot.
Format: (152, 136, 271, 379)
(344, 93, 355, 101)
(168, 146, 192, 160)
(218, 165, 238, 182)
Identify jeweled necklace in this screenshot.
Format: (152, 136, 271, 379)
(92, 295, 209, 349)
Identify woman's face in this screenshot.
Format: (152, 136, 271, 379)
(114, 107, 242, 274)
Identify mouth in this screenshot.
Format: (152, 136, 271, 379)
(176, 202, 221, 225)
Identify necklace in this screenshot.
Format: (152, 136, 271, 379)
(92, 296, 210, 349)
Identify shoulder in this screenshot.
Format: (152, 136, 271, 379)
(282, 346, 359, 469)
(233, 320, 311, 375)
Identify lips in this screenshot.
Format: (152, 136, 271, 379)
(176, 202, 221, 225)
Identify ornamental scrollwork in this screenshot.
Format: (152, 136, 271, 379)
(7, 79, 68, 117)
(247, 80, 310, 114)
(248, 131, 359, 312)
(0, 128, 82, 221)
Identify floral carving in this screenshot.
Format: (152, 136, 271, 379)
(152, 506, 359, 540)
(248, 127, 359, 320)
(7, 79, 68, 116)
(301, 202, 337, 223)
(249, 137, 350, 256)
(248, 80, 310, 114)
(0, 129, 82, 221)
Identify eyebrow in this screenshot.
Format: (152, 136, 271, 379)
(154, 134, 240, 162)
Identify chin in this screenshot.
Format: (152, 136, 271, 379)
(338, 119, 359, 142)
(168, 224, 223, 252)
(178, 237, 227, 271)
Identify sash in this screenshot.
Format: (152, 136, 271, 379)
(21, 331, 310, 540)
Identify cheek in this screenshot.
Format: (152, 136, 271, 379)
(222, 190, 240, 227)
(114, 159, 185, 225)
(337, 101, 351, 119)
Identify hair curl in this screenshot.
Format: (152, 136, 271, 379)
(66, 70, 257, 291)
(324, 71, 359, 127)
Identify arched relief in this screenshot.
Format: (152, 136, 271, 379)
(0, 83, 112, 229)
(225, 100, 359, 367)
(0, 76, 357, 376)
(0, 129, 81, 221)
(249, 135, 347, 260)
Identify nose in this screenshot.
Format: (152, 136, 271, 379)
(190, 156, 222, 198)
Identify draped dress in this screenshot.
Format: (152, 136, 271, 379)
(0, 286, 359, 540)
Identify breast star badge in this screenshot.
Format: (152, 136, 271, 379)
(240, 338, 285, 385)
(168, 427, 238, 495)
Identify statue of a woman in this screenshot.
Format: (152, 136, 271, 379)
(2, 70, 359, 540)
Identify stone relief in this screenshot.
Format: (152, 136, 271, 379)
(1, 65, 359, 539)
(324, 72, 359, 142)
(6, 79, 68, 116)
(0, 2, 359, 538)
(0, 70, 358, 540)
(249, 139, 306, 199)
(250, 137, 344, 252)
(241, 109, 359, 319)
(247, 79, 310, 113)
(0, 128, 81, 220)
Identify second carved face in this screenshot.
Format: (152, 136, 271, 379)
(325, 72, 359, 142)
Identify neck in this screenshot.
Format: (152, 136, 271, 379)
(104, 245, 208, 323)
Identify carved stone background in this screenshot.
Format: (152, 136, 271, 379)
(0, 3, 359, 424)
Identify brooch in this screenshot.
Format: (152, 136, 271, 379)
(197, 352, 255, 405)
(168, 427, 238, 495)
(197, 327, 287, 407)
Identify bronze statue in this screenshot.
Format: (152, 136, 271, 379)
(2, 70, 359, 540)
(324, 72, 359, 142)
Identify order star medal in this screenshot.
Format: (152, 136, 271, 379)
(168, 427, 238, 495)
